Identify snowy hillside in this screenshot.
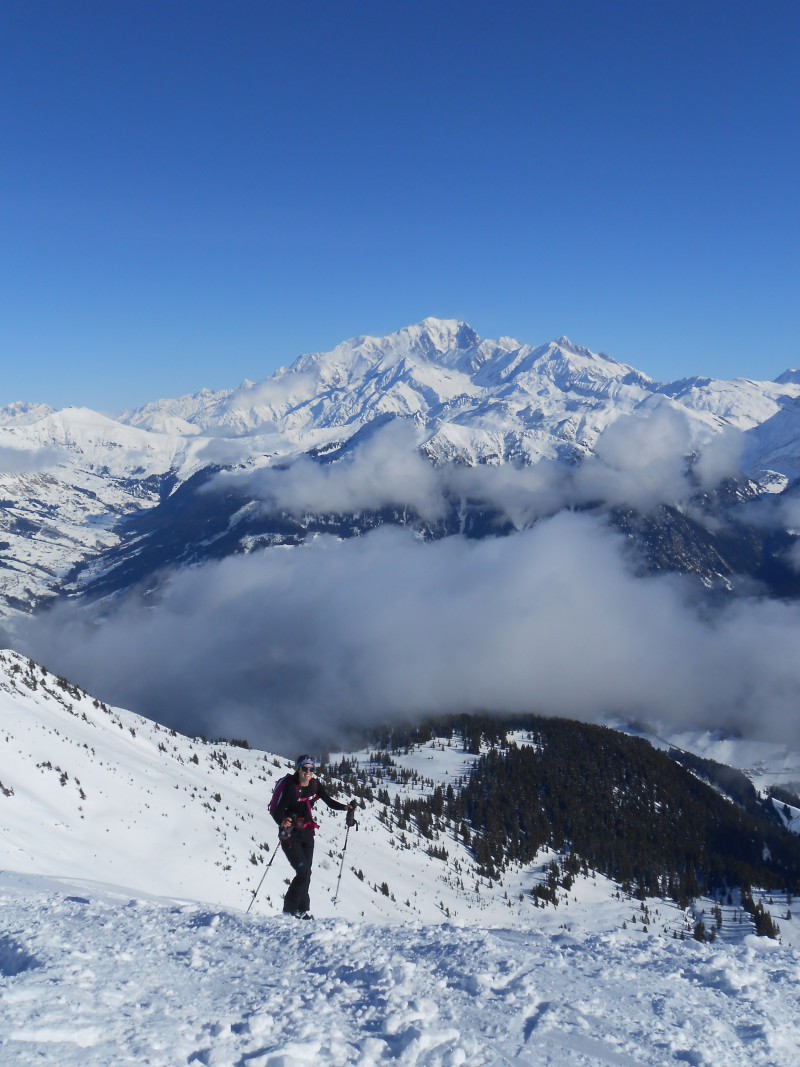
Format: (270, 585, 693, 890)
(0, 409, 196, 622)
(0, 649, 617, 927)
(743, 398, 800, 482)
(1, 649, 479, 923)
(0, 405, 286, 623)
(2, 648, 797, 934)
(3, 652, 800, 1065)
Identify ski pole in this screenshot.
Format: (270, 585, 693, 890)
(333, 806, 358, 905)
(246, 843, 280, 915)
(333, 824, 350, 905)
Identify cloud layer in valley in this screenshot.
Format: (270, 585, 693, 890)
(216, 407, 745, 532)
(15, 409, 799, 755)
(0, 445, 61, 475)
(19, 511, 800, 755)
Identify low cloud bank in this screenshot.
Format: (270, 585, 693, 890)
(217, 409, 745, 531)
(20, 512, 800, 755)
(234, 420, 448, 522)
(17, 409, 797, 756)
(0, 445, 61, 475)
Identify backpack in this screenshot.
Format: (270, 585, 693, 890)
(269, 774, 295, 824)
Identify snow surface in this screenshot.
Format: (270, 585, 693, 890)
(3, 651, 800, 1064)
(2, 869, 800, 1067)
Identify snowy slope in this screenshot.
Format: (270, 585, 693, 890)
(0, 650, 590, 926)
(743, 398, 800, 482)
(629, 721, 800, 834)
(0, 402, 54, 427)
(0, 408, 272, 622)
(3, 869, 800, 1067)
(0, 410, 193, 622)
(1, 649, 416, 920)
(657, 374, 800, 431)
(2, 655, 800, 1065)
(2, 649, 796, 935)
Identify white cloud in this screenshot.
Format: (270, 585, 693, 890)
(0, 446, 60, 475)
(220, 420, 448, 522)
(692, 427, 744, 489)
(572, 407, 696, 512)
(21, 513, 800, 752)
(210, 407, 743, 537)
(18, 406, 791, 752)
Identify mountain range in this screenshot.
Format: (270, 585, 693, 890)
(2, 318, 800, 623)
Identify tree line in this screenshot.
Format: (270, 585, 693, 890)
(386, 714, 800, 905)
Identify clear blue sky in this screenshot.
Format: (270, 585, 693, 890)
(2, 0, 798, 411)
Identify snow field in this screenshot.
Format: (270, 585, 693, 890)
(1, 871, 800, 1067)
(4, 653, 800, 1063)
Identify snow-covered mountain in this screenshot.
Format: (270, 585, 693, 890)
(2, 318, 800, 623)
(3, 649, 800, 1065)
(115, 319, 800, 460)
(0, 408, 194, 619)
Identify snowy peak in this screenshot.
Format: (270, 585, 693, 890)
(535, 338, 652, 388)
(6, 318, 800, 620)
(288, 318, 481, 378)
(2, 405, 190, 479)
(657, 373, 800, 433)
(370, 317, 481, 360)
(119, 386, 233, 434)
(0, 401, 55, 427)
(551, 335, 623, 365)
(110, 319, 800, 459)
(153, 320, 658, 444)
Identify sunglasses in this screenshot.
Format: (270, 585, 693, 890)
(299, 764, 314, 773)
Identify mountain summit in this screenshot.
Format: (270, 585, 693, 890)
(112, 318, 800, 464)
(118, 319, 661, 453)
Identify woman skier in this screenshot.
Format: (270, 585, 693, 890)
(269, 754, 356, 918)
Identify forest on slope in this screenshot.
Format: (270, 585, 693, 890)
(349, 715, 800, 910)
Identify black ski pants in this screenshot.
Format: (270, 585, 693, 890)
(281, 826, 315, 914)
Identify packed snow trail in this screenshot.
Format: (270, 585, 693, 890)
(1, 873, 799, 1066)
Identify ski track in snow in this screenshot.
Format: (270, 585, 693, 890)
(1, 873, 799, 1067)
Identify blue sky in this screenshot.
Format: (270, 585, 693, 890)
(2, 0, 798, 412)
